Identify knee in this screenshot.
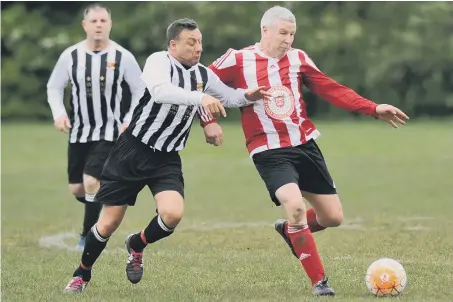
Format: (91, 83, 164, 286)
(159, 207, 184, 229)
(69, 183, 84, 197)
(276, 184, 307, 222)
(319, 208, 344, 228)
(83, 174, 100, 194)
(96, 221, 119, 237)
(96, 215, 122, 237)
(155, 191, 185, 228)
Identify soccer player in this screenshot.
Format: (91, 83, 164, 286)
(208, 6, 409, 296)
(62, 18, 271, 293)
(47, 3, 143, 250)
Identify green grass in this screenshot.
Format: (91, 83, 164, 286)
(2, 120, 452, 301)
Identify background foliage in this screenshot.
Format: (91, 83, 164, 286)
(2, 1, 453, 121)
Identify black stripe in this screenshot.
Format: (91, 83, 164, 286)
(161, 105, 194, 151)
(71, 49, 83, 141)
(99, 53, 108, 140)
(165, 69, 198, 151)
(172, 123, 192, 150)
(168, 55, 174, 79)
(147, 103, 179, 148)
(110, 50, 122, 139)
(129, 89, 150, 130)
(85, 53, 96, 141)
(148, 65, 187, 149)
(136, 102, 162, 142)
(198, 66, 209, 92)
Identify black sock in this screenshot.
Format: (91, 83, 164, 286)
(76, 196, 86, 204)
(78, 225, 109, 276)
(73, 265, 92, 282)
(81, 202, 102, 237)
(129, 215, 174, 251)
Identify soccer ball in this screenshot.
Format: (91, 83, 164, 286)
(365, 258, 407, 297)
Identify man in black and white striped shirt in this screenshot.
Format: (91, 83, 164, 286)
(63, 18, 271, 293)
(47, 4, 142, 250)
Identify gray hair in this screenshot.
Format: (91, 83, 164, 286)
(83, 3, 111, 19)
(260, 6, 296, 28)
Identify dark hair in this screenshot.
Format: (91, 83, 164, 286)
(83, 3, 111, 18)
(166, 18, 198, 46)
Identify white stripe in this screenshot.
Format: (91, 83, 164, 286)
(267, 60, 301, 146)
(242, 52, 280, 149)
(85, 193, 96, 202)
(132, 100, 153, 138)
(163, 71, 198, 151)
(306, 129, 321, 141)
(157, 215, 173, 232)
(154, 105, 185, 150)
(287, 50, 304, 128)
(141, 104, 170, 146)
(91, 55, 103, 141)
(168, 109, 195, 151)
(300, 51, 320, 71)
(91, 225, 108, 242)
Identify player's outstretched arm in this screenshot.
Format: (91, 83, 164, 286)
(299, 50, 409, 127)
(204, 69, 271, 108)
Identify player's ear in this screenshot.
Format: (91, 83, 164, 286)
(169, 40, 176, 50)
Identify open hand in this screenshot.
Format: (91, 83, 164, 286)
(375, 104, 409, 128)
(244, 86, 273, 101)
(201, 95, 227, 118)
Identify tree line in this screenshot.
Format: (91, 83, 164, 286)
(2, 1, 452, 121)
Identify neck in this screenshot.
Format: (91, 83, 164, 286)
(87, 39, 109, 51)
(258, 40, 285, 59)
(168, 51, 193, 68)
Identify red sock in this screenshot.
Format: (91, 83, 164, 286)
(307, 208, 326, 233)
(286, 223, 325, 286)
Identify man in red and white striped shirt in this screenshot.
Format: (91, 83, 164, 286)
(207, 5, 409, 296)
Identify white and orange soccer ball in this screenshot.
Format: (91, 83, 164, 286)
(365, 258, 407, 297)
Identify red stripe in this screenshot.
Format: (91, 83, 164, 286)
(297, 51, 316, 139)
(278, 55, 305, 143)
(255, 53, 290, 147)
(236, 52, 267, 151)
(213, 48, 234, 69)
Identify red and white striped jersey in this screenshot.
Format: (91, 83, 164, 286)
(208, 43, 378, 157)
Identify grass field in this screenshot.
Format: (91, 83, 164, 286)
(2, 120, 452, 301)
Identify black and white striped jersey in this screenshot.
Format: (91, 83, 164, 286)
(47, 40, 142, 143)
(128, 51, 253, 152)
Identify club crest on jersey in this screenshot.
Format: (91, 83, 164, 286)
(196, 82, 204, 91)
(107, 61, 116, 69)
(263, 86, 295, 120)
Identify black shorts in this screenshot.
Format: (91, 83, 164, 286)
(252, 139, 337, 206)
(68, 140, 115, 184)
(94, 130, 184, 206)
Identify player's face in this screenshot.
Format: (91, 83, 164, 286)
(265, 20, 296, 57)
(82, 8, 112, 43)
(172, 29, 203, 67)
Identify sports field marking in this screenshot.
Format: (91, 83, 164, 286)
(39, 218, 432, 252)
(398, 216, 434, 221)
